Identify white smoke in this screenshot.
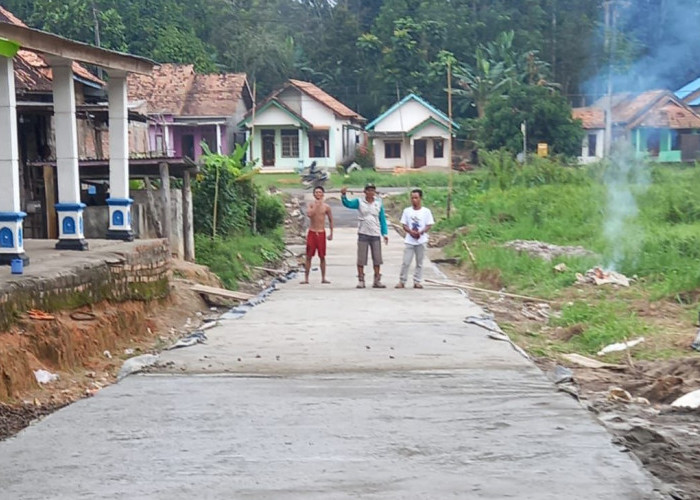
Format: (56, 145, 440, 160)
(603, 141, 650, 270)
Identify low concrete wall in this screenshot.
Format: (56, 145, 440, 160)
(83, 189, 184, 258)
(0, 240, 171, 331)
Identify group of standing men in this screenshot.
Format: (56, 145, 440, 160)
(301, 183, 434, 289)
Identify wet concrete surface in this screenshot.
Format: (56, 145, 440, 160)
(0, 197, 661, 498)
(0, 373, 657, 500)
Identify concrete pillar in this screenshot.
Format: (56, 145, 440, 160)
(182, 170, 195, 262)
(216, 123, 222, 154)
(51, 57, 87, 250)
(106, 71, 134, 241)
(159, 162, 172, 240)
(0, 56, 29, 265)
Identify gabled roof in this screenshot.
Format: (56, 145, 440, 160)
(288, 79, 364, 122)
(240, 79, 364, 125)
(572, 107, 604, 129)
(238, 99, 312, 129)
(675, 77, 700, 101)
(127, 63, 250, 117)
(407, 116, 451, 137)
(1, 6, 104, 92)
(573, 90, 700, 130)
(366, 93, 458, 131)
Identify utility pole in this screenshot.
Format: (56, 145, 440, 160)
(603, 0, 624, 157)
(521, 121, 527, 164)
(447, 60, 453, 220)
(91, 1, 103, 80)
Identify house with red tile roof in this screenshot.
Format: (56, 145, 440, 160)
(128, 64, 252, 161)
(572, 90, 700, 163)
(238, 79, 365, 170)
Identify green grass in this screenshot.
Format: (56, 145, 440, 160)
(253, 168, 477, 191)
(421, 161, 700, 357)
(549, 300, 649, 355)
(194, 230, 285, 290)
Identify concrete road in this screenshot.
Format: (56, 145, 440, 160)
(0, 198, 660, 499)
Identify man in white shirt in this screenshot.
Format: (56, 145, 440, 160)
(396, 188, 434, 289)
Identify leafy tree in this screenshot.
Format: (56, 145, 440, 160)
(479, 84, 584, 157)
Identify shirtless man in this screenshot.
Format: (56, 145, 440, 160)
(302, 186, 334, 284)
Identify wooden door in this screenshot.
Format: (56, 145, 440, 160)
(413, 139, 427, 168)
(262, 130, 275, 166)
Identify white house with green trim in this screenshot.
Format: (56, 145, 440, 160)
(573, 90, 700, 164)
(366, 94, 458, 170)
(238, 79, 365, 171)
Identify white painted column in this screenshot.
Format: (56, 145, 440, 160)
(0, 55, 29, 265)
(51, 57, 87, 250)
(216, 123, 222, 154)
(106, 71, 133, 241)
(164, 124, 171, 156)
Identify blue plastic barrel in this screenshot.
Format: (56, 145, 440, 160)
(11, 258, 23, 275)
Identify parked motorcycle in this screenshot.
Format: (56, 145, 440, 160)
(299, 161, 329, 189)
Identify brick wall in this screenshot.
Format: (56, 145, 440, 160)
(0, 240, 171, 330)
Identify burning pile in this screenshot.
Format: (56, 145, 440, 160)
(575, 267, 631, 287)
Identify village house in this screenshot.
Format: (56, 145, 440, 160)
(365, 93, 457, 170)
(0, 12, 155, 265)
(238, 79, 365, 171)
(127, 64, 253, 161)
(573, 90, 700, 163)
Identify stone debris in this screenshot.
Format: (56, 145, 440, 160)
(671, 389, 700, 409)
(520, 303, 550, 321)
(169, 331, 207, 349)
(553, 263, 568, 272)
(607, 387, 650, 405)
(118, 354, 160, 381)
(576, 267, 631, 287)
(33, 370, 58, 385)
(597, 337, 645, 356)
(503, 239, 595, 261)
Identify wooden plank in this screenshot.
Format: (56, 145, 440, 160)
(561, 353, 626, 370)
(43, 166, 57, 239)
(182, 170, 195, 262)
(191, 284, 255, 301)
(424, 278, 553, 303)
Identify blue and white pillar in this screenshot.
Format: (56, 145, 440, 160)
(0, 53, 29, 265)
(51, 58, 87, 250)
(106, 71, 133, 241)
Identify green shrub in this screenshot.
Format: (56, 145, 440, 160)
(354, 144, 375, 170)
(255, 193, 286, 234)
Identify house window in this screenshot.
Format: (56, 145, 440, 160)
(281, 130, 299, 158)
(385, 141, 401, 159)
(433, 139, 444, 158)
(309, 130, 329, 158)
(587, 134, 597, 157)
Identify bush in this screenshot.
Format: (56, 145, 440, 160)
(354, 144, 375, 170)
(255, 193, 286, 234)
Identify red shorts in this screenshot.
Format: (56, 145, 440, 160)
(306, 230, 327, 258)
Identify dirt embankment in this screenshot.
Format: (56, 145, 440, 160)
(0, 260, 220, 440)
